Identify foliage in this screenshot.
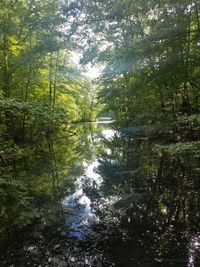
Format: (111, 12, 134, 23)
(155, 141, 200, 158)
(0, 123, 100, 243)
(69, 0, 200, 128)
(0, 0, 97, 144)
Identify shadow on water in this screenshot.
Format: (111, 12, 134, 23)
(1, 120, 200, 266)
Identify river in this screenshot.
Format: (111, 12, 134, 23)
(0, 121, 200, 267)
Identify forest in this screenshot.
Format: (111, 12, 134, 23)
(0, 0, 200, 267)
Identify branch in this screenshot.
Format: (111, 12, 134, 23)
(190, 81, 200, 91)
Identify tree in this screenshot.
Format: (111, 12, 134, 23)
(67, 0, 200, 126)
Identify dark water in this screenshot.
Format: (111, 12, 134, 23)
(1, 121, 200, 267)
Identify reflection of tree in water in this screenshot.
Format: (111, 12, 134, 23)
(1, 124, 200, 267)
(96, 131, 200, 266)
(0, 124, 101, 258)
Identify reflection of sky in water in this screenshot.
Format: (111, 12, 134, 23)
(188, 234, 200, 267)
(106, 148, 112, 155)
(62, 128, 119, 240)
(95, 120, 114, 124)
(102, 129, 116, 139)
(84, 161, 103, 187)
(96, 117, 114, 124)
(62, 160, 103, 240)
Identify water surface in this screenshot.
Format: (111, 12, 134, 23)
(1, 121, 200, 267)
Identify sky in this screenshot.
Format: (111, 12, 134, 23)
(70, 51, 103, 79)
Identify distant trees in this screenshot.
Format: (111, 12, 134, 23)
(0, 0, 199, 138)
(69, 0, 200, 126)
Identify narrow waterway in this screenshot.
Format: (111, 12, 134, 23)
(1, 121, 200, 267)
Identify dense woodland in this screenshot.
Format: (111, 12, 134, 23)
(0, 0, 99, 144)
(0, 0, 200, 143)
(76, 0, 200, 128)
(0, 0, 200, 266)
